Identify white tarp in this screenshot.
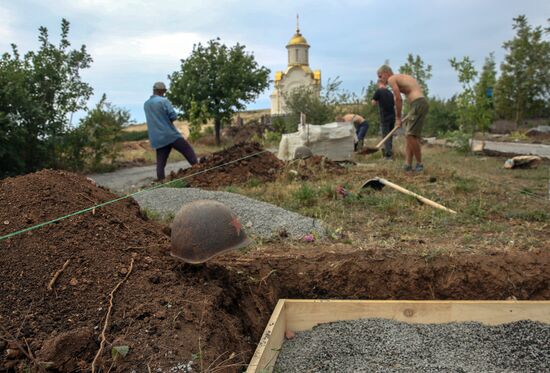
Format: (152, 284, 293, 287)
(277, 122, 356, 161)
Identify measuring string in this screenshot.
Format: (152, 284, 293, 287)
(0, 150, 269, 242)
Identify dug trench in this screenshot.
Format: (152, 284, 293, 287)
(0, 170, 548, 372)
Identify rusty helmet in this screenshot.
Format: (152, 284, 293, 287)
(170, 200, 250, 263)
(294, 145, 313, 160)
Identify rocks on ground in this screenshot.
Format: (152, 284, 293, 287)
(526, 125, 550, 139)
(133, 188, 326, 239)
(274, 318, 550, 372)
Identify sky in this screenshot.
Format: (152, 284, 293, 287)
(1, 0, 548, 124)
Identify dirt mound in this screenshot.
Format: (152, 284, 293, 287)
(0, 170, 256, 372)
(1, 170, 549, 372)
(285, 155, 346, 180)
(36, 327, 96, 372)
(170, 142, 283, 189)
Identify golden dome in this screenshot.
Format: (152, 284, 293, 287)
(288, 32, 309, 46)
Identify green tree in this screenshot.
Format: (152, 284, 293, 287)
(282, 78, 342, 131)
(278, 77, 371, 134)
(449, 56, 493, 135)
(168, 38, 270, 145)
(0, 19, 93, 177)
(495, 15, 550, 124)
(423, 97, 459, 136)
(475, 53, 497, 118)
(399, 54, 433, 97)
(77, 94, 130, 169)
(360, 80, 381, 135)
(187, 101, 209, 141)
(475, 53, 497, 103)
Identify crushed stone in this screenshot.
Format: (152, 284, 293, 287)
(133, 187, 326, 239)
(274, 318, 550, 372)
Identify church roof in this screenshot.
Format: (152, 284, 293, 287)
(287, 31, 309, 47)
(274, 66, 321, 86)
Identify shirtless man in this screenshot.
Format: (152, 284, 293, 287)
(377, 65, 429, 171)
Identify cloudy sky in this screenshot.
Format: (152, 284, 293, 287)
(1, 0, 548, 123)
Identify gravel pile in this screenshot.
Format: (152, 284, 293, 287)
(133, 187, 325, 239)
(274, 318, 550, 372)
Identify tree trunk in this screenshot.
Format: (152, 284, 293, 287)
(515, 96, 523, 126)
(215, 118, 221, 146)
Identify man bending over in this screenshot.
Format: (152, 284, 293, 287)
(377, 65, 429, 171)
(337, 113, 369, 152)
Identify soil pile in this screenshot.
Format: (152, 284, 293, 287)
(0, 170, 267, 372)
(170, 142, 283, 189)
(285, 155, 346, 180)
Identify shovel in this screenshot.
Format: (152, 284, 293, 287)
(361, 126, 399, 154)
(360, 115, 410, 155)
(361, 177, 457, 214)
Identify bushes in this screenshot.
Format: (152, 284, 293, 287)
(0, 19, 135, 177)
(77, 94, 130, 170)
(0, 19, 93, 177)
(423, 97, 459, 136)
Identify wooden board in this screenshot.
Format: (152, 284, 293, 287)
(247, 299, 286, 373)
(246, 299, 550, 373)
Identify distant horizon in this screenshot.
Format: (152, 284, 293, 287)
(1, 1, 548, 124)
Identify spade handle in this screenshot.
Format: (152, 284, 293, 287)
(375, 126, 399, 149)
(378, 178, 457, 214)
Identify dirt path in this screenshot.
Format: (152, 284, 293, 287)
(88, 160, 191, 193)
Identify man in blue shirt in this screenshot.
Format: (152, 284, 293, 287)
(144, 82, 198, 180)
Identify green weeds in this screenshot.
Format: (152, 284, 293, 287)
(292, 184, 318, 207)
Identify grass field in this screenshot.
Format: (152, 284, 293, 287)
(227, 141, 550, 255)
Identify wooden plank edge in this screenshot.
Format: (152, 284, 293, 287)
(246, 299, 286, 373)
(284, 300, 550, 332)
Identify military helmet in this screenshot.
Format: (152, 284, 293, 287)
(170, 200, 250, 263)
(294, 145, 313, 160)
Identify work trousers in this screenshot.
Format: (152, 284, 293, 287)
(355, 121, 369, 141)
(156, 137, 198, 180)
(380, 116, 395, 158)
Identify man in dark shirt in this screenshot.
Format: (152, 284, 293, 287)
(371, 80, 396, 159)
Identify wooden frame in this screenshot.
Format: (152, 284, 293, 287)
(246, 299, 550, 373)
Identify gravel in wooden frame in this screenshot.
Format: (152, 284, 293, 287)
(274, 318, 550, 372)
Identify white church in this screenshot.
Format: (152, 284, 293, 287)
(270, 18, 321, 116)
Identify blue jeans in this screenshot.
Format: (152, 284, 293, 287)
(356, 121, 369, 141)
